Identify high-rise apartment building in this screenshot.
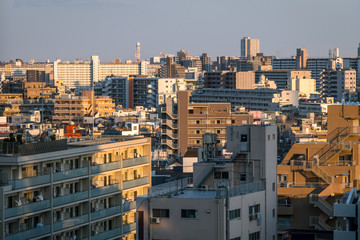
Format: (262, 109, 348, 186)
(320, 68, 357, 102)
(204, 71, 255, 89)
(53, 56, 146, 88)
(137, 125, 277, 240)
(53, 90, 115, 122)
(255, 70, 311, 90)
(0, 136, 151, 240)
(277, 104, 360, 231)
(241, 37, 260, 59)
(358, 43, 360, 58)
(201, 53, 212, 72)
(296, 48, 308, 69)
(160, 91, 253, 157)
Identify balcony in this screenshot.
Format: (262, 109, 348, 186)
(53, 191, 88, 207)
(333, 203, 356, 217)
(333, 230, 356, 239)
(53, 214, 89, 232)
(91, 183, 121, 198)
(5, 199, 50, 218)
(10, 175, 50, 190)
(123, 177, 149, 190)
(91, 206, 121, 221)
(92, 228, 120, 240)
(123, 222, 137, 234)
(123, 201, 137, 212)
(53, 167, 88, 182)
(5, 225, 50, 240)
(278, 205, 294, 216)
(123, 156, 148, 168)
(91, 161, 121, 174)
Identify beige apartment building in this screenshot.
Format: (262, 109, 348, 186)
(53, 90, 115, 122)
(204, 71, 255, 89)
(160, 91, 254, 157)
(0, 136, 151, 240)
(24, 82, 57, 99)
(53, 56, 146, 88)
(277, 104, 360, 231)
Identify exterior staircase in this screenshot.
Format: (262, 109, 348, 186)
(309, 127, 353, 165)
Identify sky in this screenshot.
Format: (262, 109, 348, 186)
(1, 0, 360, 62)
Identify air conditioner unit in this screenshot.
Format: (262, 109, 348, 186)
(200, 185, 208, 191)
(150, 217, 161, 224)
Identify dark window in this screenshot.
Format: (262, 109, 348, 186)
(214, 171, 221, 179)
(217, 120, 220, 124)
(230, 209, 241, 219)
(240, 173, 246, 182)
(249, 232, 260, 240)
(241, 135, 247, 142)
(152, 209, 169, 218)
(222, 172, 229, 179)
(189, 110, 193, 114)
(181, 209, 197, 219)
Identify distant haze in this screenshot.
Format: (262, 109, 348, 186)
(1, 0, 359, 62)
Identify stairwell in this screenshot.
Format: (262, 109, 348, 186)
(193, 164, 214, 188)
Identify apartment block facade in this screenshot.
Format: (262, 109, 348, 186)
(204, 71, 255, 89)
(0, 136, 151, 240)
(160, 91, 253, 157)
(137, 125, 277, 240)
(53, 91, 115, 122)
(277, 104, 360, 231)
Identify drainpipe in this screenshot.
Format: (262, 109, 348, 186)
(218, 185, 229, 240)
(120, 190, 123, 239)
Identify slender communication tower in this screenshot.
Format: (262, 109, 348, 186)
(135, 42, 141, 63)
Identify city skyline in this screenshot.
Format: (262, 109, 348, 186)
(1, 0, 360, 62)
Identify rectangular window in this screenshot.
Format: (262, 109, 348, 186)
(214, 171, 229, 179)
(230, 209, 241, 220)
(181, 209, 197, 219)
(249, 204, 260, 220)
(152, 209, 169, 218)
(249, 231, 260, 240)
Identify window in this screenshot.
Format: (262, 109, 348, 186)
(196, 120, 200, 124)
(189, 109, 193, 114)
(268, 135, 270, 140)
(152, 209, 169, 218)
(217, 120, 220, 124)
(214, 171, 229, 179)
(249, 232, 260, 240)
(249, 204, 260, 218)
(181, 209, 197, 219)
(230, 208, 241, 219)
(240, 173, 246, 182)
(273, 208, 275, 218)
(217, 130, 220, 134)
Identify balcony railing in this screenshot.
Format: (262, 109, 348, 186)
(5, 225, 50, 240)
(91, 206, 121, 221)
(91, 183, 121, 198)
(53, 191, 88, 207)
(92, 228, 121, 240)
(123, 177, 149, 190)
(53, 214, 89, 232)
(5, 199, 50, 218)
(123, 156, 148, 168)
(91, 161, 121, 174)
(123, 222, 137, 234)
(53, 167, 88, 182)
(10, 174, 50, 190)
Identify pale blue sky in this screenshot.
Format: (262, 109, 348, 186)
(1, 0, 359, 62)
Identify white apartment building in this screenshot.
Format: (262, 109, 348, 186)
(287, 78, 317, 99)
(53, 56, 147, 88)
(137, 125, 277, 240)
(0, 136, 151, 240)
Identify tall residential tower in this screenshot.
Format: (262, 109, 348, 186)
(241, 37, 260, 59)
